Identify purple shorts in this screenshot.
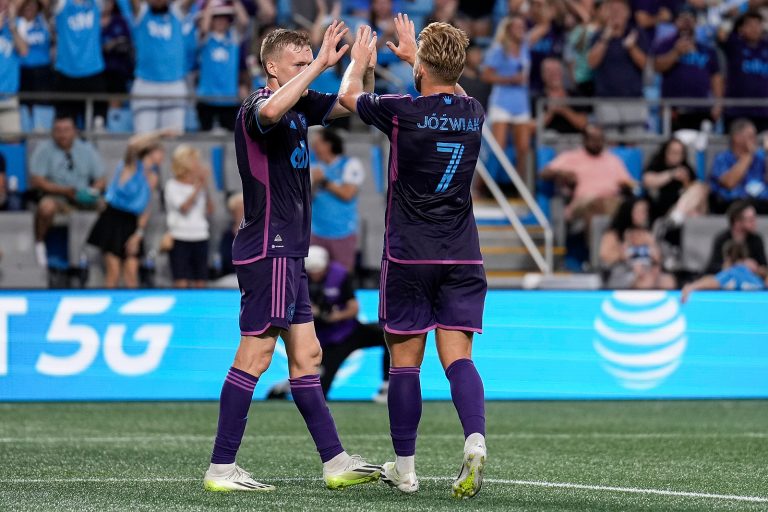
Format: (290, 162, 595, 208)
(235, 257, 313, 336)
(379, 260, 487, 335)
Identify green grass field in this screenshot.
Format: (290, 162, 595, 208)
(1, 401, 766, 511)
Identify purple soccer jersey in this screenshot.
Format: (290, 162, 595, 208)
(232, 87, 338, 264)
(723, 33, 768, 118)
(356, 92, 484, 264)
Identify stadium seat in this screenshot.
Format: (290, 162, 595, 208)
(0, 212, 47, 288)
(107, 107, 134, 133)
(210, 146, 224, 191)
(681, 216, 729, 273)
(0, 143, 27, 194)
(610, 146, 644, 183)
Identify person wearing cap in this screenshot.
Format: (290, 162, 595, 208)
(267, 245, 390, 401)
(653, 6, 723, 131)
(196, 0, 248, 131)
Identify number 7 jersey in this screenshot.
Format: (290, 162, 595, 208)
(357, 92, 484, 264)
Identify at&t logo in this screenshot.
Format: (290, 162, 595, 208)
(594, 292, 686, 390)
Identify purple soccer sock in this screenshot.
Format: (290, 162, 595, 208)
(445, 358, 486, 438)
(388, 367, 422, 456)
(211, 367, 258, 464)
(289, 374, 344, 463)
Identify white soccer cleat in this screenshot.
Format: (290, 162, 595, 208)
(323, 454, 381, 490)
(203, 463, 275, 492)
(452, 434, 486, 499)
(381, 461, 419, 494)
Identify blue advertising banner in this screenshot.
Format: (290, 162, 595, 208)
(0, 290, 766, 400)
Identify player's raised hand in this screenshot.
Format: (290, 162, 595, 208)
(386, 13, 416, 66)
(317, 19, 350, 69)
(351, 25, 377, 69)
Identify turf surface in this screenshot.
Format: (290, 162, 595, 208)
(1, 401, 766, 511)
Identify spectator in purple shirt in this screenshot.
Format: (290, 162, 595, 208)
(588, 0, 649, 136)
(720, 10, 768, 132)
(653, 7, 723, 131)
(631, 0, 676, 43)
(526, 0, 566, 97)
(100, 0, 133, 104)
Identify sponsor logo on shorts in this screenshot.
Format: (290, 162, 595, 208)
(287, 303, 295, 322)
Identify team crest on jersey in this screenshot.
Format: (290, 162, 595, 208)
(287, 303, 296, 322)
(290, 140, 309, 169)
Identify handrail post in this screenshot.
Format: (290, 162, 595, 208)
(85, 97, 94, 132)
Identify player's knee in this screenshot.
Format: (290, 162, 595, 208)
(233, 338, 276, 376)
(290, 341, 322, 375)
(306, 342, 323, 369)
(234, 350, 273, 376)
(37, 198, 57, 218)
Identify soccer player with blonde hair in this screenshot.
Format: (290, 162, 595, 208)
(339, 17, 487, 499)
(203, 21, 381, 492)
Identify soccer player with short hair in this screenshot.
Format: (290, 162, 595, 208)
(203, 21, 381, 492)
(338, 17, 487, 499)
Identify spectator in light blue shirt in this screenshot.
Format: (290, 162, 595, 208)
(482, 15, 533, 180)
(709, 119, 768, 215)
(53, 0, 107, 124)
(87, 130, 167, 287)
(310, 129, 365, 273)
(29, 115, 105, 266)
(0, 2, 28, 135)
(682, 240, 766, 303)
(196, 0, 248, 131)
(118, 0, 193, 132)
(17, 0, 51, 124)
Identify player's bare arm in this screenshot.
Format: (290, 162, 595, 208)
(258, 20, 349, 126)
(327, 27, 377, 118)
(338, 25, 378, 113)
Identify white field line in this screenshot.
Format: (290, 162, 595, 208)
(1, 432, 766, 443)
(0, 476, 765, 504)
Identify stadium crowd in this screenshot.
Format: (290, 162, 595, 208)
(1, 0, 768, 293)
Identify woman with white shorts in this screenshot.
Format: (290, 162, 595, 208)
(482, 15, 533, 183)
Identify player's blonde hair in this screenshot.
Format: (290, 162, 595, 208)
(171, 144, 201, 179)
(260, 29, 311, 75)
(416, 22, 469, 85)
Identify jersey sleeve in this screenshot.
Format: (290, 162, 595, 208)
(341, 157, 365, 186)
(241, 91, 280, 138)
(294, 90, 338, 127)
(356, 93, 406, 135)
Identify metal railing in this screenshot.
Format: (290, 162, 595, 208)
(534, 96, 768, 145)
(480, 124, 554, 274)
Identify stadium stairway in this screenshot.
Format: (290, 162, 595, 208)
(474, 198, 566, 287)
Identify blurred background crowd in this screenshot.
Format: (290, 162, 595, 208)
(0, 0, 768, 299)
